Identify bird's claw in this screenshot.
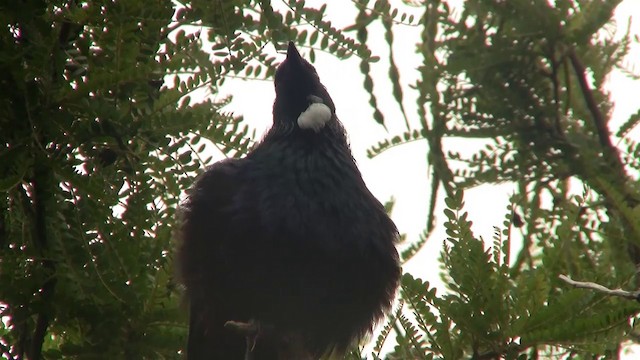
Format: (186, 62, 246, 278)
(224, 319, 261, 359)
(246, 319, 260, 352)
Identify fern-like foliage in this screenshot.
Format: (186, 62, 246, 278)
(383, 192, 640, 359)
(343, 0, 640, 358)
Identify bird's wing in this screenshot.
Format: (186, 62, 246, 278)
(177, 159, 251, 359)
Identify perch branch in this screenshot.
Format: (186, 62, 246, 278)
(225, 320, 260, 337)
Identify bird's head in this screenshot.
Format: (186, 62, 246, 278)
(272, 42, 336, 133)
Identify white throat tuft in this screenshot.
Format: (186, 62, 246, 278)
(297, 102, 332, 132)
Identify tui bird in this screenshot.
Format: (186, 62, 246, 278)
(177, 42, 400, 360)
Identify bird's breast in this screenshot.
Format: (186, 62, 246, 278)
(247, 143, 375, 252)
(285, 146, 361, 204)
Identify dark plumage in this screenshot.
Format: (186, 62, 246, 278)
(178, 42, 400, 359)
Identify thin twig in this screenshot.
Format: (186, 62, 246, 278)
(559, 274, 640, 301)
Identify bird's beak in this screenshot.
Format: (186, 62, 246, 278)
(287, 42, 302, 62)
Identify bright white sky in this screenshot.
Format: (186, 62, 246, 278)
(211, 1, 640, 357)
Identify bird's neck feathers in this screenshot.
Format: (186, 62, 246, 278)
(259, 116, 351, 156)
(252, 42, 355, 168)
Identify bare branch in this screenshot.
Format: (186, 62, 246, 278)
(559, 274, 640, 301)
(567, 48, 615, 152)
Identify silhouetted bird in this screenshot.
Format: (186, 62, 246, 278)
(178, 42, 400, 360)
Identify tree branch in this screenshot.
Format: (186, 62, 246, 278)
(567, 48, 615, 152)
(559, 274, 640, 301)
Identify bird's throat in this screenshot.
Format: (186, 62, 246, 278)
(297, 102, 331, 132)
